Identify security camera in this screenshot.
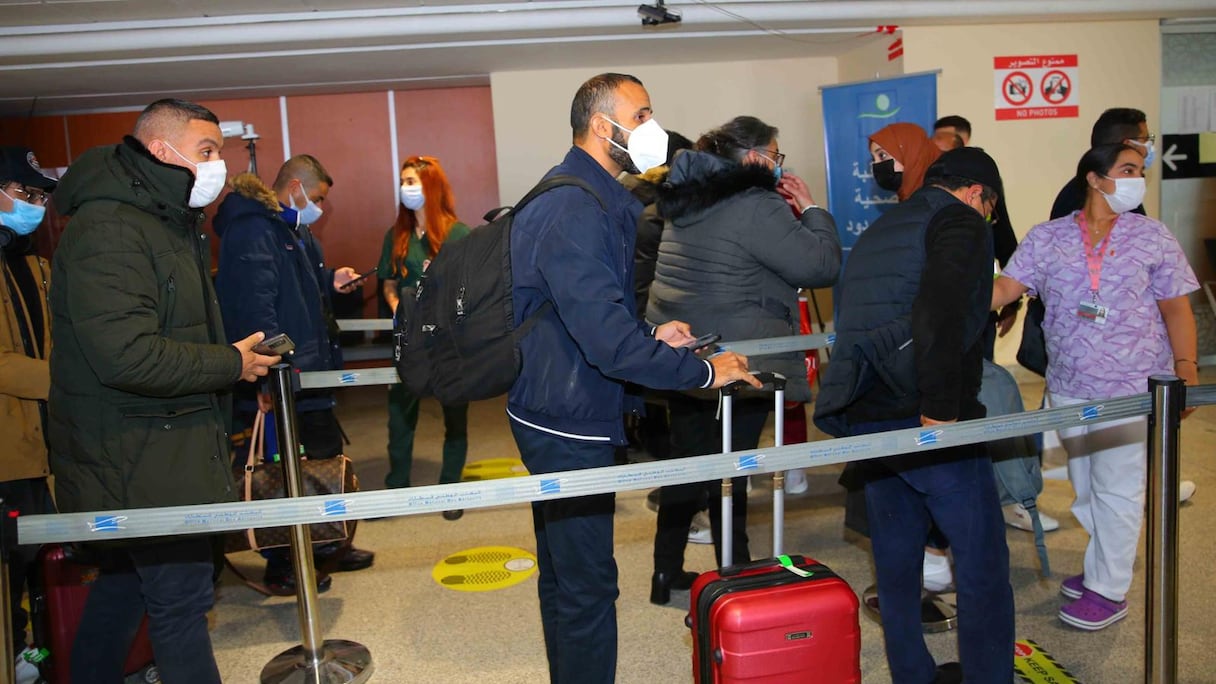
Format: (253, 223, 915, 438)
(638, 1, 681, 26)
(219, 120, 245, 138)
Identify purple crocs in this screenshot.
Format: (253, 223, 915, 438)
(1060, 574, 1084, 600)
(1059, 589, 1128, 631)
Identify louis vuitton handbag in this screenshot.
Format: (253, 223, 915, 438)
(224, 410, 359, 554)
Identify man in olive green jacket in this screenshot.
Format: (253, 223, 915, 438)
(49, 99, 278, 684)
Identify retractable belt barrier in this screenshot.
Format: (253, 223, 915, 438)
(20, 384, 1216, 546)
(299, 331, 837, 389)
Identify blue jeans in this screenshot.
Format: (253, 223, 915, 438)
(510, 420, 618, 684)
(852, 418, 1014, 684)
(71, 537, 220, 684)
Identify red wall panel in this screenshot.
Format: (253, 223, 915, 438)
(64, 111, 139, 160)
(0, 116, 70, 169)
(284, 91, 396, 287)
(393, 87, 500, 229)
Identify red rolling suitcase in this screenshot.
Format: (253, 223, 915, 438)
(30, 544, 161, 684)
(688, 373, 861, 683)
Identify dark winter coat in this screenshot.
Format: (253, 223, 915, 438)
(508, 147, 713, 444)
(213, 173, 341, 413)
(48, 137, 242, 513)
(648, 151, 841, 402)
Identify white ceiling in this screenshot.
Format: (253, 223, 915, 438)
(2, 0, 1214, 117)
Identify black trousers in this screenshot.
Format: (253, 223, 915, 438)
(653, 394, 770, 574)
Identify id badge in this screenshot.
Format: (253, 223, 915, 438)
(1077, 300, 1108, 326)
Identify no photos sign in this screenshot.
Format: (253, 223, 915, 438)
(994, 55, 1079, 121)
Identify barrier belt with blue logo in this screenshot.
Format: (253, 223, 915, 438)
(18, 389, 1178, 545)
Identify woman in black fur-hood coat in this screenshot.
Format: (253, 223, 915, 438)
(647, 137, 841, 404)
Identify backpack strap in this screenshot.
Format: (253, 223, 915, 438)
(510, 174, 608, 338)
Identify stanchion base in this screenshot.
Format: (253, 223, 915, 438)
(861, 583, 958, 634)
(260, 639, 373, 684)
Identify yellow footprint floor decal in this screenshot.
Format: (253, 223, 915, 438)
(432, 545, 537, 592)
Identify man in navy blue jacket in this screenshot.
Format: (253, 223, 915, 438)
(508, 72, 759, 684)
(214, 155, 374, 594)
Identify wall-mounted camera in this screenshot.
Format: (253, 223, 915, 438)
(637, 1, 681, 26)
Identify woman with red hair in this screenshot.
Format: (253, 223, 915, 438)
(376, 155, 471, 519)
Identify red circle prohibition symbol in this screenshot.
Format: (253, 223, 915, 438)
(1041, 70, 1071, 104)
(1002, 71, 1033, 106)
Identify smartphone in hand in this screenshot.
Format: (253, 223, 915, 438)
(253, 332, 295, 356)
(344, 267, 379, 288)
(686, 332, 721, 349)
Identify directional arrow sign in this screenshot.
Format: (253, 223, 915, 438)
(1162, 143, 1188, 172)
(1161, 133, 1216, 180)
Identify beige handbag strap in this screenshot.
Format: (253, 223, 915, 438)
(244, 410, 267, 550)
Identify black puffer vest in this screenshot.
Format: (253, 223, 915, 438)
(814, 187, 984, 436)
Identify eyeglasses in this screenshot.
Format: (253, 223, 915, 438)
(753, 149, 786, 167)
(1131, 133, 1157, 145)
(3, 183, 51, 206)
(984, 199, 1001, 226)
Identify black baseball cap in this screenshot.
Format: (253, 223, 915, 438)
(926, 147, 1002, 198)
(0, 146, 57, 191)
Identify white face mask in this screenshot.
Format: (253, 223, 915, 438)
(603, 117, 669, 174)
(400, 184, 425, 211)
(1100, 176, 1145, 214)
(161, 140, 227, 208)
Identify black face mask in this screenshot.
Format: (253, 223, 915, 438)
(871, 159, 903, 193)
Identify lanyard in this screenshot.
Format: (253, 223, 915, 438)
(1076, 212, 1114, 295)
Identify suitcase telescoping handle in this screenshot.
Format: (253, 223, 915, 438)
(719, 372, 786, 565)
(719, 555, 805, 578)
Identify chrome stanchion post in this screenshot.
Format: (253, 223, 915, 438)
(260, 364, 373, 684)
(1145, 375, 1183, 684)
(721, 390, 734, 566)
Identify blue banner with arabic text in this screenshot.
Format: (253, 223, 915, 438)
(821, 73, 937, 256)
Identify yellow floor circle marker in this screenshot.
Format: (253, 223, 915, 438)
(460, 457, 529, 482)
(433, 545, 537, 592)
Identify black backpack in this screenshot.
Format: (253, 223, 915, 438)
(393, 175, 603, 404)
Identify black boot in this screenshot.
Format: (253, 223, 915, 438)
(649, 570, 699, 605)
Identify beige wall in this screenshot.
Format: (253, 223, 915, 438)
(490, 57, 838, 206)
(903, 20, 1161, 228)
(903, 19, 1161, 364)
(837, 34, 903, 85)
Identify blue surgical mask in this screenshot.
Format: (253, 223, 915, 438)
(400, 184, 425, 211)
(1128, 139, 1155, 169)
(291, 180, 323, 226)
(773, 165, 783, 181)
(0, 189, 46, 235)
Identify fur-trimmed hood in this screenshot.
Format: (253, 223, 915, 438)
(212, 172, 282, 239)
(656, 150, 777, 224)
(228, 172, 280, 211)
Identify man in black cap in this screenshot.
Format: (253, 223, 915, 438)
(0, 145, 58, 681)
(815, 147, 1014, 683)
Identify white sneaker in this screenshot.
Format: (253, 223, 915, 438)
(1002, 503, 1060, 532)
(688, 511, 713, 545)
(785, 469, 808, 495)
(922, 550, 953, 593)
(1180, 480, 1197, 504)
